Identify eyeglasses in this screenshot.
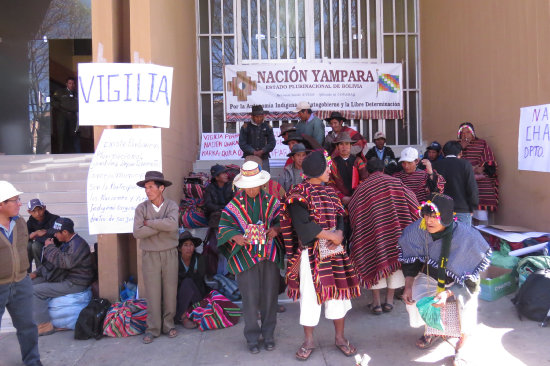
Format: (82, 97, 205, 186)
(6, 198, 21, 203)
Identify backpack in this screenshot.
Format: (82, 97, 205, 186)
(74, 298, 111, 340)
(512, 269, 550, 324)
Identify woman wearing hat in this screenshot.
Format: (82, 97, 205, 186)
(281, 151, 361, 360)
(398, 193, 491, 365)
(175, 231, 209, 329)
(217, 161, 284, 354)
(323, 112, 367, 158)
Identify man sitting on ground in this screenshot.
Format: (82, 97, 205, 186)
(26, 199, 59, 273)
(30, 217, 94, 336)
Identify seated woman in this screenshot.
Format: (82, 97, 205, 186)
(175, 231, 209, 329)
(398, 193, 491, 366)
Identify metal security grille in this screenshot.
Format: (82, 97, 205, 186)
(197, 0, 420, 146)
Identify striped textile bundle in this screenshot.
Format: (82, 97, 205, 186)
(392, 169, 445, 203)
(102, 299, 147, 337)
(186, 290, 241, 331)
(183, 183, 205, 199)
(281, 181, 361, 304)
(349, 172, 419, 288)
(460, 138, 499, 211)
(179, 197, 208, 228)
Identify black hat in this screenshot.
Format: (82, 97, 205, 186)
(251, 105, 268, 116)
(302, 151, 327, 178)
(287, 143, 309, 157)
(210, 164, 228, 178)
(27, 198, 45, 211)
(324, 111, 347, 123)
(48, 217, 74, 235)
(279, 122, 296, 136)
(420, 193, 454, 226)
(426, 141, 442, 152)
(178, 231, 203, 248)
(282, 132, 304, 145)
(332, 131, 355, 144)
(136, 171, 172, 188)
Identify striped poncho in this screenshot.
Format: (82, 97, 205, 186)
(217, 190, 284, 275)
(348, 172, 419, 288)
(281, 181, 361, 304)
(460, 138, 499, 211)
(392, 169, 445, 203)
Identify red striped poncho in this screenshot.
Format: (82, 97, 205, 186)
(392, 169, 445, 203)
(460, 138, 499, 211)
(349, 172, 419, 288)
(281, 181, 361, 304)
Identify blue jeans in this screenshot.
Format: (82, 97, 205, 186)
(455, 212, 473, 226)
(0, 276, 42, 366)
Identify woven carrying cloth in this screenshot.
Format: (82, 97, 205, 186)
(281, 181, 360, 305)
(102, 299, 147, 337)
(186, 290, 241, 331)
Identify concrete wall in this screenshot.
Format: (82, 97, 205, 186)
(420, 0, 550, 231)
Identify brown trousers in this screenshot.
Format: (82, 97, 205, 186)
(142, 248, 178, 337)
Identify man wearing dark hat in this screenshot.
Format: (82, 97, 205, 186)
(281, 151, 360, 360)
(26, 198, 59, 272)
(295, 101, 325, 145)
(204, 164, 234, 228)
(323, 112, 367, 158)
(31, 217, 94, 336)
(328, 132, 368, 206)
(423, 141, 443, 163)
(280, 143, 308, 191)
(278, 121, 296, 141)
(238, 105, 276, 172)
(399, 193, 491, 365)
(133, 171, 179, 343)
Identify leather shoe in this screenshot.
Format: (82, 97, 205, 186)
(264, 341, 275, 351)
(248, 345, 260, 354)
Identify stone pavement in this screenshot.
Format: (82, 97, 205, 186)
(1, 292, 548, 366)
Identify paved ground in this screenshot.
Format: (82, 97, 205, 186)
(1, 292, 548, 366)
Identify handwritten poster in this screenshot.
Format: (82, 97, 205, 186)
(78, 63, 173, 127)
(87, 128, 162, 234)
(518, 103, 550, 172)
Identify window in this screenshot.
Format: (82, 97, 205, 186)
(197, 0, 420, 146)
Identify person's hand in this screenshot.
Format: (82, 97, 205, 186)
(474, 164, 485, 175)
(328, 230, 344, 246)
(432, 290, 451, 308)
(342, 196, 352, 205)
(232, 234, 250, 246)
(253, 150, 264, 157)
(422, 159, 433, 174)
(143, 220, 149, 226)
(36, 229, 47, 237)
(44, 238, 55, 247)
(266, 227, 279, 240)
(403, 286, 414, 305)
(29, 272, 37, 280)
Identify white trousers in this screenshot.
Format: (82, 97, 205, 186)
(299, 248, 352, 326)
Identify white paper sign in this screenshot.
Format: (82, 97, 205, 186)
(518, 103, 550, 172)
(87, 128, 162, 235)
(78, 63, 173, 127)
(224, 62, 403, 122)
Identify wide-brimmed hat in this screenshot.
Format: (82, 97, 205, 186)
(287, 143, 309, 157)
(136, 171, 172, 188)
(282, 132, 304, 145)
(419, 193, 454, 226)
(233, 161, 271, 189)
(279, 122, 296, 137)
(178, 230, 202, 248)
(251, 105, 268, 116)
(333, 131, 354, 144)
(373, 131, 386, 141)
(426, 141, 442, 152)
(302, 151, 327, 178)
(0, 181, 22, 202)
(295, 101, 311, 112)
(399, 147, 419, 162)
(324, 111, 347, 123)
(210, 164, 228, 178)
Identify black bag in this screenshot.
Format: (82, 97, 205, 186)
(74, 298, 112, 340)
(512, 269, 550, 324)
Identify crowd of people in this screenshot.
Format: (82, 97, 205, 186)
(0, 102, 497, 366)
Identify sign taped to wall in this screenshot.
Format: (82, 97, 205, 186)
(518, 103, 550, 172)
(78, 63, 173, 127)
(224, 62, 403, 122)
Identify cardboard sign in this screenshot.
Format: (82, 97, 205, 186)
(78, 63, 173, 127)
(87, 128, 162, 235)
(518, 103, 550, 172)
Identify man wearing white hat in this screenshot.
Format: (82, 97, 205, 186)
(0, 181, 42, 366)
(295, 101, 325, 145)
(217, 161, 283, 354)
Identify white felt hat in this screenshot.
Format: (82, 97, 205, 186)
(233, 161, 271, 189)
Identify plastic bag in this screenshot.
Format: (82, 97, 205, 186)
(416, 296, 444, 331)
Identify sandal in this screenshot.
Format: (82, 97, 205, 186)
(382, 303, 394, 313)
(167, 328, 178, 338)
(415, 335, 442, 349)
(367, 303, 383, 315)
(335, 340, 357, 357)
(295, 345, 315, 361)
(142, 332, 154, 344)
